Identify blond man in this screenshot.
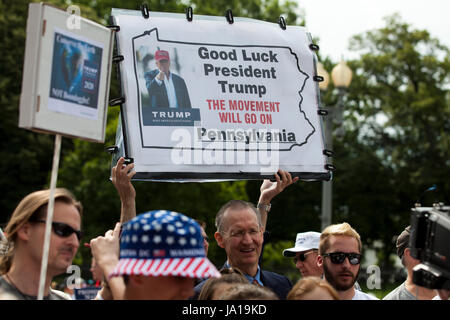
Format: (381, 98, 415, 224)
(317, 222, 378, 300)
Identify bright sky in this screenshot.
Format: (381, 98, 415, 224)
(299, 0, 450, 62)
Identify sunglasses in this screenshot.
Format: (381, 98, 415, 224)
(33, 220, 83, 241)
(322, 252, 362, 265)
(293, 250, 317, 263)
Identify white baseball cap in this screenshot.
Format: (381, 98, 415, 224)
(283, 231, 321, 257)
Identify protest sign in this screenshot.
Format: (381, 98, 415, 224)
(111, 9, 330, 181)
(74, 286, 101, 300)
(19, 3, 113, 142)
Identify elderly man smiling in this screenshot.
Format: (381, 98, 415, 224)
(192, 200, 292, 299)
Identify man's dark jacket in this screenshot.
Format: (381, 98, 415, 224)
(191, 265, 292, 300)
(144, 69, 191, 109)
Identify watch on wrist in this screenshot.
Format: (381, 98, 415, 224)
(257, 202, 271, 212)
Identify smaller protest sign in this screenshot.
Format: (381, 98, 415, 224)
(19, 3, 113, 142)
(74, 286, 101, 300)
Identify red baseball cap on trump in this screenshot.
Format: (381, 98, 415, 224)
(155, 50, 170, 61)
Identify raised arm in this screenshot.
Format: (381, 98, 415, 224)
(258, 170, 299, 233)
(111, 157, 137, 224)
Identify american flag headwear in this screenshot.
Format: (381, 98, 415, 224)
(109, 210, 220, 279)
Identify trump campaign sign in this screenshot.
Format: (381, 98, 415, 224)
(110, 8, 330, 181)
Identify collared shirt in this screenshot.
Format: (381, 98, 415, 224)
(224, 261, 264, 287)
(154, 72, 178, 108)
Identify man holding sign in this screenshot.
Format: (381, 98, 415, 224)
(144, 49, 192, 109)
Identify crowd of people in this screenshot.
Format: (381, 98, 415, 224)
(0, 157, 448, 300)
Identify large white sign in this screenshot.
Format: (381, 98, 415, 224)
(111, 9, 330, 181)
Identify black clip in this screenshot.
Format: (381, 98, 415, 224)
(318, 109, 328, 116)
(106, 25, 120, 32)
(141, 3, 149, 19)
(225, 9, 234, 24)
(105, 146, 119, 154)
(313, 75, 324, 82)
(124, 158, 134, 165)
(113, 55, 124, 63)
(325, 164, 336, 171)
(109, 97, 125, 106)
(278, 16, 286, 30)
(186, 7, 193, 22)
(323, 150, 334, 157)
(309, 43, 320, 51)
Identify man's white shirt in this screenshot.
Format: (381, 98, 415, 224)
(154, 72, 178, 108)
(352, 289, 379, 300)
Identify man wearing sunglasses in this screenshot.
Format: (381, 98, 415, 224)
(283, 231, 322, 277)
(317, 222, 378, 300)
(0, 188, 82, 300)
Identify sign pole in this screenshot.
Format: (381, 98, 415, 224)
(321, 115, 333, 231)
(37, 134, 62, 300)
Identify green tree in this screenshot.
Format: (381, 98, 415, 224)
(189, 0, 302, 25)
(0, 0, 55, 221)
(348, 14, 449, 202)
(340, 13, 450, 284)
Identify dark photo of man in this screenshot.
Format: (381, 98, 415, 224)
(144, 50, 192, 109)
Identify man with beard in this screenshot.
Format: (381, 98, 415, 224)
(317, 222, 378, 300)
(0, 189, 82, 300)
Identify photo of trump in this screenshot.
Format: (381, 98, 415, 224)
(144, 49, 192, 109)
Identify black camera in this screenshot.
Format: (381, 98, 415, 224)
(409, 203, 450, 289)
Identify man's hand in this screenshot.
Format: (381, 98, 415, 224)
(258, 170, 298, 233)
(90, 223, 121, 275)
(111, 157, 136, 202)
(156, 70, 165, 81)
(259, 169, 299, 205)
(90, 223, 125, 300)
(111, 157, 136, 223)
(437, 289, 450, 300)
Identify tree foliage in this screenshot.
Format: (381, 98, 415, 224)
(340, 14, 450, 281)
(0, 0, 55, 219)
(347, 14, 449, 210)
